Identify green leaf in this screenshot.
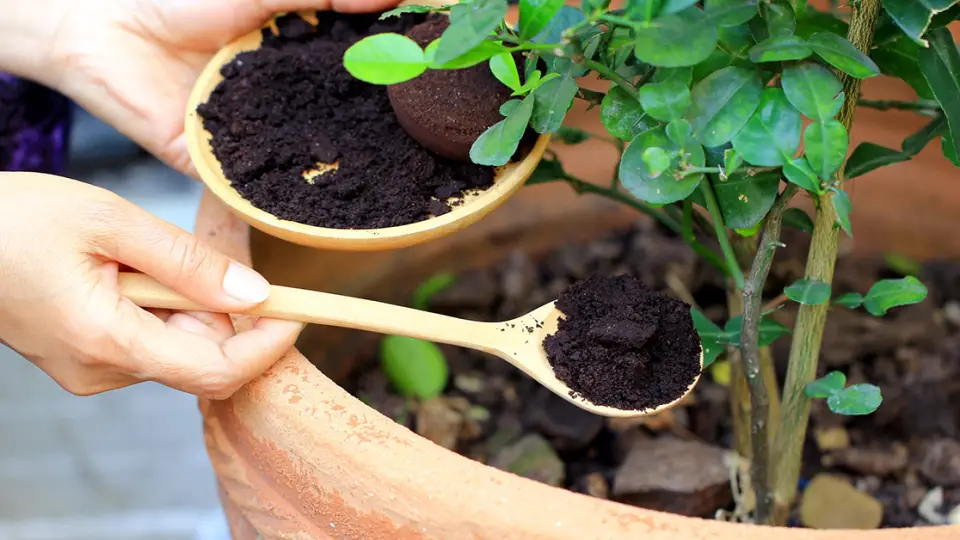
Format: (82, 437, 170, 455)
(945, 134, 960, 165)
(749, 35, 813, 63)
(687, 66, 764, 148)
(834, 292, 864, 309)
(902, 115, 948, 155)
(638, 80, 692, 122)
(807, 32, 881, 79)
(527, 157, 566, 184)
(719, 24, 755, 55)
(412, 273, 456, 310)
(872, 37, 935, 100)
(434, 0, 509, 66)
(863, 276, 928, 316)
(619, 127, 706, 204)
(783, 207, 814, 233)
(690, 307, 724, 367)
(781, 62, 844, 123)
(713, 170, 780, 229)
(343, 34, 426, 85)
(519, 0, 566, 40)
(844, 143, 911, 179)
(531, 76, 578, 133)
(531, 5, 585, 43)
(832, 188, 853, 236)
(379, 4, 449, 19)
(722, 314, 791, 347)
(783, 157, 821, 193)
(763, 1, 796, 38)
(381, 336, 449, 400)
(470, 94, 534, 166)
(828, 384, 883, 415)
(804, 120, 848, 179)
(654, 66, 694, 86)
(732, 87, 802, 166)
(499, 99, 520, 116)
(691, 49, 735, 85)
(805, 371, 846, 398)
(601, 86, 650, 140)
(667, 119, 693, 146)
(661, 0, 699, 14)
(705, 0, 759, 26)
(625, 0, 665, 21)
(424, 39, 506, 69)
(784, 278, 832, 305)
(634, 7, 719, 68)
(882, 0, 958, 46)
(884, 253, 923, 277)
(642, 147, 673, 178)
(919, 28, 960, 164)
(489, 53, 521, 91)
(555, 126, 590, 144)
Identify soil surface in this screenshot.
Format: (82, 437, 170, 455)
(337, 218, 960, 528)
(544, 274, 701, 410)
(197, 12, 497, 229)
(388, 17, 515, 161)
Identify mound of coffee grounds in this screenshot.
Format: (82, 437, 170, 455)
(543, 274, 702, 411)
(196, 12, 496, 229)
(388, 17, 515, 161)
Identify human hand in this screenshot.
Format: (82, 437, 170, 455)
(0, 173, 304, 398)
(43, 0, 399, 175)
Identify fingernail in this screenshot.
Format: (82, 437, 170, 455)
(222, 263, 271, 304)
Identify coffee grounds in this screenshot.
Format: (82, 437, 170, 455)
(196, 12, 496, 229)
(387, 17, 514, 161)
(543, 274, 702, 411)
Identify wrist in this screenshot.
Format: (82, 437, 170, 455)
(0, 0, 69, 87)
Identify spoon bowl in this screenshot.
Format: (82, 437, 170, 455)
(119, 272, 702, 418)
(184, 12, 549, 251)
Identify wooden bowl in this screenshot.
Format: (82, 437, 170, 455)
(184, 14, 548, 251)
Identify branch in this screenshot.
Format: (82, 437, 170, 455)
(581, 59, 639, 99)
(858, 98, 940, 113)
(771, 0, 883, 525)
(739, 184, 798, 523)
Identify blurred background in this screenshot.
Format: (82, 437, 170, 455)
(0, 105, 230, 540)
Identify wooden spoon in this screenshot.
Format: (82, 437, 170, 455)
(184, 12, 549, 251)
(119, 273, 701, 418)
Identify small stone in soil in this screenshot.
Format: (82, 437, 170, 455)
(415, 397, 464, 450)
(197, 12, 496, 230)
(490, 434, 565, 487)
(917, 438, 960, 487)
(522, 386, 604, 452)
(800, 474, 883, 529)
(612, 436, 731, 517)
(821, 443, 908, 477)
(543, 274, 702, 410)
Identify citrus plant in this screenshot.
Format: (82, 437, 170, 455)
(343, 0, 956, 525)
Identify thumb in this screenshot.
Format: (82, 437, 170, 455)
(89, 199, 270, 311)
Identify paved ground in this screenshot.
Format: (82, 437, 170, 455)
(0, 107, 232, 539)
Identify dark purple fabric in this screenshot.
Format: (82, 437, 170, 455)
(0, 72, 72, 174)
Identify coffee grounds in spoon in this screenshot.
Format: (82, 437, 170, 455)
(196, 12, 496, 229)
(542, 274, 702, 411)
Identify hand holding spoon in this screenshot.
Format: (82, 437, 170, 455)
(118, 272, 700, 418)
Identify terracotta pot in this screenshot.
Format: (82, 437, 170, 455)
(198, 136, 960, 539)
(195, 4, 960, 537)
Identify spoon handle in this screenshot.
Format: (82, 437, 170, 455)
(118, 272, 507, 354)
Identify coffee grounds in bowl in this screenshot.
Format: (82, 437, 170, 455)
(196, 12, 496, 230)
(543, 274, 702, 410)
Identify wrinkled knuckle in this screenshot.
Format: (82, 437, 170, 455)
(201, 372, 242, 401)
(168, 234, 210, 280)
